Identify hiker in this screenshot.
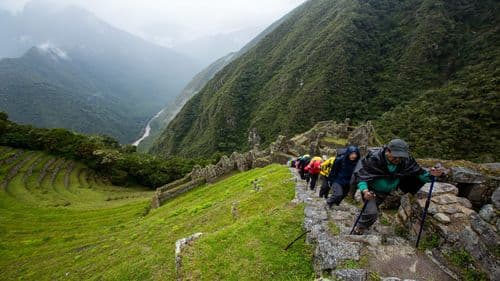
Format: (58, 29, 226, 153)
(306, 156, 323, 190)
(326, 146, 360, 208)
(352, 139, 444, 234)
(296, 154, 311, 181)
(318, 156, 336, 198)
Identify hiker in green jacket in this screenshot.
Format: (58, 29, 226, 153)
(352, 139, 444, 234)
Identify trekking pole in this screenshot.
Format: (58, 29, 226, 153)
(415, 175, 436, 248)
(350, 199, 369, 235)
(284, 230, 311, 250)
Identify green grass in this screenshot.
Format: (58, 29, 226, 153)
(379, 215, 391, 226)
(321, 137, 348, 147)
(337, 256, 368, 270)
(368, 272, 382, 281)
(328, 221, 341, 236)
(0, 147, 313, 280)
(417, 233, 440, 251)
(394, 224, 410, 239)
(445, 249, 488, 281)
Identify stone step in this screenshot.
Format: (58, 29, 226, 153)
(314, 238, 362, 273)
(332, 269, 367, 281)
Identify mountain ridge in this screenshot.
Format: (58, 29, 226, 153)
(151, 0, 499, 162)
(0, 4, 198, 143)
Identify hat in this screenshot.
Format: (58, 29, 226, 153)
(388, 139, 409, 158)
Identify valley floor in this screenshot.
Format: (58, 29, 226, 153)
(0, 147, 313, 280)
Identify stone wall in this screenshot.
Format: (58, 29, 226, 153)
(151, 149, 273, 208)
(447, 166, 500, 209)
(288, 119, 377, 157)
(398, 182, 500, 280)
(151, 177, 207, 209)
(151, 120, 377, 209)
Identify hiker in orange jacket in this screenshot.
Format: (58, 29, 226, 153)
(306, 156, 322, 190)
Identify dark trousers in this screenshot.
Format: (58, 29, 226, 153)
(318, 175, 330, 198)
(309, 173, 319, 190)
(358, 193, 387, 229)
(299, 169, 306, 180)
(326, 182, 349, 206)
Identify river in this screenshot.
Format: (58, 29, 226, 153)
(132, 109, 165, 146)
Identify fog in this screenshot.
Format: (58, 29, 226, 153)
(0, 0, 307, 48)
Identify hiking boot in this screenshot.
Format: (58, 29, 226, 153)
(352, 226, 366, 235)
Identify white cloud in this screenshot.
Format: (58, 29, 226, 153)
(37, 41, 70, 60)
(0, 0, 307, 44)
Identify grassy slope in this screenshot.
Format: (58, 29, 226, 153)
(0, 147, 312, 280)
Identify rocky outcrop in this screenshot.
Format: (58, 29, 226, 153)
(347, 121, 377, 156)
(398, 182, 499, 280)
(248, 127, 261, 150)
(446, 166, 500, 209)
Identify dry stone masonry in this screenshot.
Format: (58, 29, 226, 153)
(290, 167, 456, 281)
(398, 182, 500, 280)
(152, 120, 377, 209)
(175, 232, 203, 281)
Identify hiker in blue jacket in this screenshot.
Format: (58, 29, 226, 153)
(326, 146, 360, 208)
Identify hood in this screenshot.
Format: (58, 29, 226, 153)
(344, 146, 360, 162)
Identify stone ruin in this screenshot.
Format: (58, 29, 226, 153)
(149, 119, 500, 280)
(150, 149, 270, 209)
(398, 181, 499, 280)
(151, 119, 378, 209)
(293, 164, 499, 280)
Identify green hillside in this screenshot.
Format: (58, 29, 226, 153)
(151, 0, 499, 162)
(142, 12, 296, 152)
(0, 48, 146, 143)
(0, 4, 198, 144)
(137, 53, 238, 152)
(0, 147, 312, 280)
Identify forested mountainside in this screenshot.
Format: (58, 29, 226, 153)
(137, 53, 237, 151)
(0, 3, 197, 143)
(144, 11, 295, 152)
(152, 0, 499, 162)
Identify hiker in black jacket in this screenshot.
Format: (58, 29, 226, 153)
(297, 155, 311, 181)
(326, 146, 360, 208)
(352, 139, 444, 234)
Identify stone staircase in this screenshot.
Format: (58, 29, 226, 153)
(290, 168, 456, 281)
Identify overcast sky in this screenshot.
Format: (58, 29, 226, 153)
(0, 0, 307, 46)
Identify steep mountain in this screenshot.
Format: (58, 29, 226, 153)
(136, 53, 237, 151)
(0, 2, 197, 143)
(141, 13, 295, 152)
(0, 47, 143, 142)
(152, 0, 499, 162)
